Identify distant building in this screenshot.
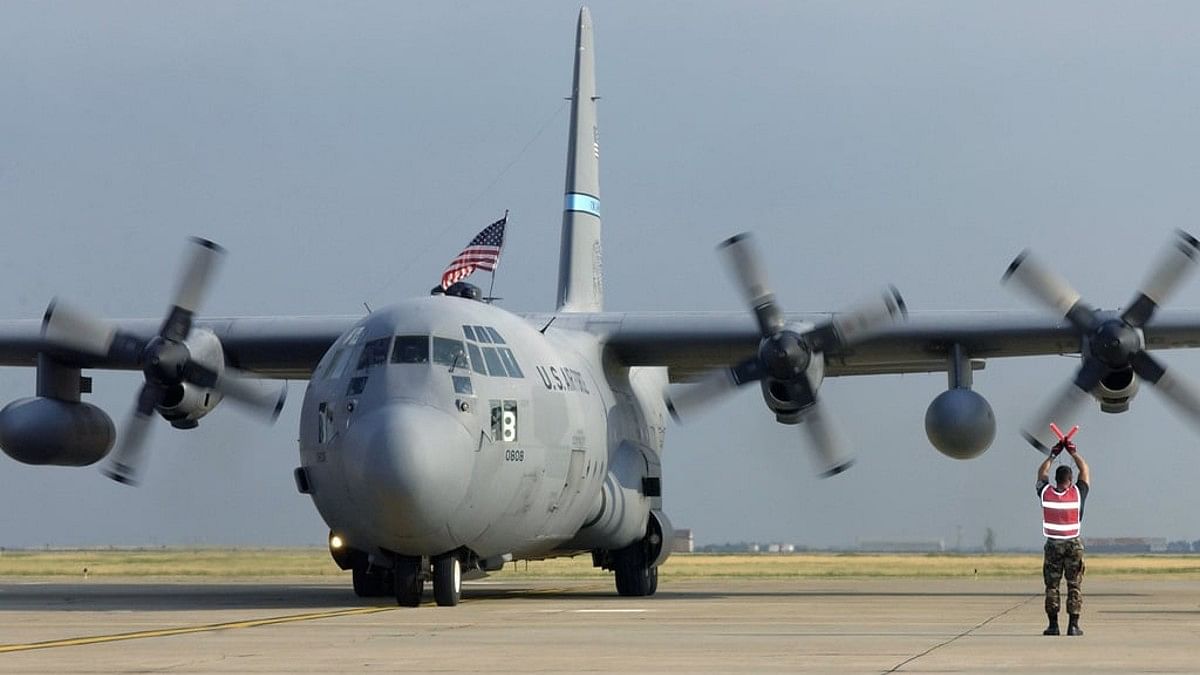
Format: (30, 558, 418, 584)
(671, 528, 694, 553)
(858, 539, 946, 553)
(1083, 537, 1168, 553)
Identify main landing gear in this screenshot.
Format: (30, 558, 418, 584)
(611, 540, 659, 597)
(595, 518, 667, 597)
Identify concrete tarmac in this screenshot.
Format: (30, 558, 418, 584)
(1, 577, 1199, 673)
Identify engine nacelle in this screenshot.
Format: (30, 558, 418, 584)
(925, 388, 995, 460)
(759, 354, 825, 425)
(0, 397, 116, 466)
(157, 383, 222, 429)
(156, 329, 225, 429)
(1093, 367, 1138, 413)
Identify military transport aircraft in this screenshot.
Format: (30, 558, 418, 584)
(5, 8, 1200, 607)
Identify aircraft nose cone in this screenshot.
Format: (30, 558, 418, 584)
(344, 403, 475, 546)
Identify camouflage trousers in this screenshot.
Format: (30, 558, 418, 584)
(1043, 538, 1084, 615)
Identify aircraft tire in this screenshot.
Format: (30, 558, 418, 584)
(433, 554, 462, 607)
(352, 562, 386, 597)
(394, 557, 423, 607)
(613, 545, 654, 597)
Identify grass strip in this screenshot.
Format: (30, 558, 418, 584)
(3, 550, 1200, 579)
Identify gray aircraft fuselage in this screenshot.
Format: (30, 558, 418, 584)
(300, 295, 668, 565)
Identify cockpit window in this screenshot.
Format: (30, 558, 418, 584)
(433, 337, 468, 369)
(391, 336, 430, 364)
(462, 325, 477, 341)
(481, 346, 507, 376)
(473, 325, 492, 343)
(319, 326, 365, 380)
(346, 376, 368, 396)
(497, 347, 524, 378)
(452, 375, 474, 395)
(485, 327, 506, 344)
(357, 337, 391, 370)
(466, 343, 487, 375)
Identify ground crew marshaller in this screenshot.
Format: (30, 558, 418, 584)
(1036, 436, 1090, 636)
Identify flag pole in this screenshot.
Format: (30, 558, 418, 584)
(485, 209, 508, 304)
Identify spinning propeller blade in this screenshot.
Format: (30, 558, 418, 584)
(666, 232, 905, 477)
(1004, 230, 1200, 451)
(40, 238, 287, 485)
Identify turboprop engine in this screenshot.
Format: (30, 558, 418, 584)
(664, 233, 906, 477)
(1002, 230, 1200, 451)
(37, 237, 288, 484)
(1094, 367, 1138, 414)
(154, 329, 224, 429)
(759, 349, 825, 425)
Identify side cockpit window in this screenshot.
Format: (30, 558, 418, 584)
(357, 337, 391, 370)
(318, 326, 365, 380)
(391, 336, 430, 364)
(466, 343, 487, 375)
(497, 347, 523, 377)
(481, 346, 507, 376)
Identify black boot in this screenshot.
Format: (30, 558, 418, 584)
(1043, 613, 1060, 636)
(1067, 614, 1082, 636)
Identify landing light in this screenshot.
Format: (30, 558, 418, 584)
(329, 534, 345, 550)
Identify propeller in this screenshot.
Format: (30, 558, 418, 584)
(41, 237, 287, 485)
(666, 232, 906, 477)
(1002, 229, 1200, 452)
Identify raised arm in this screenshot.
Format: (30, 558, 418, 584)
(1037, 453, 1053, 483)
(1069, 448, 1090, 486)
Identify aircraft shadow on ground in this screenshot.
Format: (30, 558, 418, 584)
(0, 583, 1147, 611)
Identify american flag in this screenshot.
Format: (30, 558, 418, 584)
(441, 213, 507, 289)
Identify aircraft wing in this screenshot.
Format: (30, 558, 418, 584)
(539, 310, 1200, 382)
(5, 309, 1200, 383)
(0, 316, 357, 379)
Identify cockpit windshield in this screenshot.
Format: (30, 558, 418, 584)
(433, 337, 468, 369)
(392, 336, 430, 364)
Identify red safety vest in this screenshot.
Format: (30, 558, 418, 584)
(1041, 483, 1081, 540)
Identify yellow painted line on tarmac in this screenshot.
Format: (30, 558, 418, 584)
(0, 605, 396, 654)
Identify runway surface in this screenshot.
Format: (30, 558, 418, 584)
(2, 577, 1199, 673)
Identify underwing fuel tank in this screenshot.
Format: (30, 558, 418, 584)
(0, 397, 116, 466)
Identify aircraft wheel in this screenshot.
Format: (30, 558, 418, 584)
(613, 544, 654, 597)
(394, 557, 423, 607)
(432, 554, 462, 607)
(352, 561, 386, 597)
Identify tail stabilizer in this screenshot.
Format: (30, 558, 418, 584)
(556, 7, 603, 313)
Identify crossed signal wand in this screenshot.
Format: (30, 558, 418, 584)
(1049, 423, 1079, 456)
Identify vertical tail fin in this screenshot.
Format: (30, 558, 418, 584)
(556, 7, 603, 313)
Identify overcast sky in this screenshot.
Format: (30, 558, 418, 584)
(3, 1, 1200, 551)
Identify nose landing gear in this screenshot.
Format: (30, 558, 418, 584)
(385, 552, 462, 607)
